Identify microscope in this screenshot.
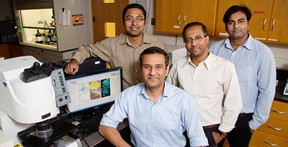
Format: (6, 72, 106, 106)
(0, 56, 76, 146)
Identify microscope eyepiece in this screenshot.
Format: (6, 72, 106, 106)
(30, 62, 41, 75)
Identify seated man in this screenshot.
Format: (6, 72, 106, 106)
(99, 47, 208, 147)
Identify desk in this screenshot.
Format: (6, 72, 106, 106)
(81, 119, 129, 147)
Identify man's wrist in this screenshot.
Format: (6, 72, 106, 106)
(217, 130, 227, 138)
(70, 59, 79, 64)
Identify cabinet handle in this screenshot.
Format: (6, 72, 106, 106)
(178, 15, 181, 25)
(263, 18, 267, 30)
(271, 19, 276, 31)
(184, 15, 187, 25)
(267, 125, 282, 131)
(264, 141, 278, 146)
(271, 109, 286, 114)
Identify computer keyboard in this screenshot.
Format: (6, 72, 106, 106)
(70, 105, 112, 138)
(81, 119, 129, 147)
(78, 113, 103, 137)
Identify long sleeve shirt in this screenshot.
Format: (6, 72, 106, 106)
(100, 82, 208, 147)
(166, 53, 242, 133)
(210, 34, 276, 130)
(71, 33, 167, 89)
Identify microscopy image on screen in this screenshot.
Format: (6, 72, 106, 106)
(66, 68, 122, 113)
(89, 80, 101, 99)
(101, 78, 111, 97)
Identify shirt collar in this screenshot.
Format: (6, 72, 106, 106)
(184, 53, 213, 70)
(120, 33, 151, 46)
(140, 82, 169, 101)
(223, 33, 254, 51)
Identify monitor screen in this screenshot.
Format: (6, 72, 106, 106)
(66, 67, 122, 113)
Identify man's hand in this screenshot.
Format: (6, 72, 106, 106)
(212, 131, 226, 144)
(250, 128, 255, 134)
(64, 59, 79, 75)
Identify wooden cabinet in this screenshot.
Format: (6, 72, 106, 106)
(155, 0, 217, 35)
(155, 0, 183, 34)
(250, 101, 288, 147)
(0, 44, 24, 59)
(215, 0, 288, 44)
(215, 0, 273, 38)
(0, 44, 10, 59)
(266, 0, 288, 44)
(91, 0, 128, 43)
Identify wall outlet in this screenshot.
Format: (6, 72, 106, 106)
(151, 18, 155, 25)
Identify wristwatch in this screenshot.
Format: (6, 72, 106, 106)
(217, 130, 227, 138)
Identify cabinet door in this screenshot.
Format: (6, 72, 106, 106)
(245, 0, 273, 41)
(250, 131, 288, 147)
(91, 0, 128, 42)
(155, 0, 184, 34)
(215, 0, 241, 37)
(183, 0, 217, 36)
(215, 0, 273, 39)
(267, 0, 288, 43)
(270, 100, 288, 122)
(0, 44, 10, 59)
(257, 117, 288, 139)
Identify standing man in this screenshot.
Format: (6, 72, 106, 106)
(210, 5, 276, 147)
(64, 3, 167, 89)
(166, 22, 242, 147)
(99, 47, 208, 147)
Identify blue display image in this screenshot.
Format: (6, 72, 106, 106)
(101, 78, 111, 97)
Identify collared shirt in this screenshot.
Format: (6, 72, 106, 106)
(210, 34, 276, 130)
(100, 82, 208, 147)
(71, 33, 167, 89)
(166, 53, 242, 132)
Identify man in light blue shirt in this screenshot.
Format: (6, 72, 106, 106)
(99, 47, 208, 147)
(210, 5, 276, 147)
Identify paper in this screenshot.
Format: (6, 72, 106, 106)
(103, 0, 115, 3)
(72, 14, 84, 26)
(105, 22, 116, 37)
(59, 9, 71, 25)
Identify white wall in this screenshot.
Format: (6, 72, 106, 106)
(143, 0, 288, 70)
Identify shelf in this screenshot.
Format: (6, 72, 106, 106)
(20, 42, 57, 51)
(22, 26, 56, 30)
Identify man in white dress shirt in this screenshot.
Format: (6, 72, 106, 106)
(166, 22, 242, 147)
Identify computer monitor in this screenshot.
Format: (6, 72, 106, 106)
(65, 67, 123, 113)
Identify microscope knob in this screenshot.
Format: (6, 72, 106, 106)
(30, 62, 41, 75)
(41, 60, 51, 71)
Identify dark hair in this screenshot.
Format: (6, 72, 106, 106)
(182, 22, 208, 38)
(122, 3, 146, 23)
(223, 5, 252, 24)
(139, 47, 169, 68)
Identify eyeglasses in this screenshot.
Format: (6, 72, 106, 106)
(125, 17, 145, 22)
(184, 35, 207, 43)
